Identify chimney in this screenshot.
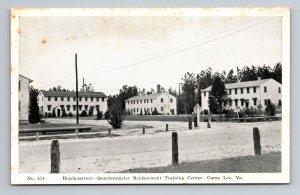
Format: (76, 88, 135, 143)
(157, 84, 161, 93)
(257, 77, 261, 80)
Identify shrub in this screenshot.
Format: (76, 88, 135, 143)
(80, 110, 88, 117)
(203, 109, 209, 115)
(152, 108, 160, 115)
(47, 113, 52, 118)
(97, 111, 103, 120)
(104, 110, 110, 119)
(107, 102, 126, 129)
(224, 109, 236, 118)
(140, 110, 143, 115)
(68, 112, 73, 117)
(52, 109, 56, 117)
(62, 112, 68, 117)
(265, 100, 276, 116)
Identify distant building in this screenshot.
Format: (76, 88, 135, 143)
(125, 85, 177, 115)
(19, 75, 33, 124)
(37, 91, 107, 117)
(201, 78, 282, 112)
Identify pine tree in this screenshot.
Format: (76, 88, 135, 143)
(28, 86, 40, 124)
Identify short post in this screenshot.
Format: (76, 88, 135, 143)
(108, 128, 111, 136)
(172, 132, 178, 166)
(50, 140, 60, 173)
(143, 126, 145, 134)
(194, 115, 198, 127)
(166, 124, 169, 132)
(36, 132, 39, 141)
(253, 127, 261, 155)
(188, 117, 192, 130)
(75, 129, 79, 139)
(207, 114, 211, 128)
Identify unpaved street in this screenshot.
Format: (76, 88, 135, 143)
(19, 121, 281, 173)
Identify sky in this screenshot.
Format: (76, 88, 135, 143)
(19, 15, 282, 95)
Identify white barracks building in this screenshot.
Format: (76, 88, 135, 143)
(125, 85, 177, 115)
(201, 78, 282, 112)
(38, 91, 107, 117)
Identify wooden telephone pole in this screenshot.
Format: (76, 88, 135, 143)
(75, 53, 79, 124)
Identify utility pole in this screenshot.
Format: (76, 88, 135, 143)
(75, 53, 79, 124)
(176, 82, 183, 114)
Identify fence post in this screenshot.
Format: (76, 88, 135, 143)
(166, 124, 169, 132)
(194, 115, 198, 127)
(36, 132, 39, 141)
(108, 128, 111, 136)
(50, 140, 60, 173)
(188, 117, 192, 130)
(253, 127, 261, 155)
(143, 126, 145, 134)
(172, 132, 178, 166)
(207, 114, 211, 128)
(75, 129, 79, 139)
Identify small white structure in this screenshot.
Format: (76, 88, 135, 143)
(19, 75, 33, 124)
(201, 78, 282, 112)
(125, 85, 177, 115)
(38, 91, 107, 117)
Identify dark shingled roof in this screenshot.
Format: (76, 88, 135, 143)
(40, 90, 107, 98)
(202, 79, 274, 92)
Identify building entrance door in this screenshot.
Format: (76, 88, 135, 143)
(57, 109, 61, 117)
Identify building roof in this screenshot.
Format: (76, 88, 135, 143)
(19, 74, 33, 83)
(202, 78, 274, 92)
(125, 93, 175, 101)
(40, 90, 107, 98)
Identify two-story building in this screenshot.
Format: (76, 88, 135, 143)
(125, 85, 177, 115)
(201, 78, 282, 112)
(19, 75, 33, 124)
(38, 91, 107, 117)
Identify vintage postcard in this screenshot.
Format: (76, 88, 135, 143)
(11, 8, 290, 184)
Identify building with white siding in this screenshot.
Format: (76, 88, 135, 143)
(125, 85, 177, 115)
(201, 78, 282, 112)
(38, 91, 107, 117)
(19, 75, 33, 124)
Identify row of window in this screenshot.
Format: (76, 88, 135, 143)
(47, 105, 99, 111)
(204, 86, 281, 96)
(128, 98, 173, 105)
(227, 99, 281, 107)
(128, 107, 164, 113)
(46, 96, 105, 102)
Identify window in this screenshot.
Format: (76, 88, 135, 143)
(61, 97, 64, 101)
(37, 97, 39, 102)
(140, 100, 142, 104)
(235, 99, 238, 106)
(72, 105, 76, 111)
(247, 87, 250, 93)
(253, 99, 257, 106)
(253, 87, 256, 93)
(161, 98, 163, 103)
(79, 105, 82, 111)
(137, 108, 139, 112)
(102, 97, 105, 102)
(264, 99, 268, 106)
(96, 105, 100, 111)
(73, 97, 76, 101)
(147, 99, 149, 103)
(128, 101, 130, 104)
(79, 97, 82, 101)
(84, 105, 88, 110)
(241, 99, 244, 106)
(151, 99, 153, 103)
(137, 100, 139, 104)
(144, 100, 146, 103)
(241, 88, 243, 94)
(19, 80, 21, 91)
(229, 100, 232, 106)
(47, 105, 52, 111)
(55, 97, 57, 101)
(229, 89, 231, 94)
(67, 97, 70, 101)
(48, 97, 51, 101)
(264, 86, 267, 93)
(134, 108, 135, 112)
(85, 97, 88, 101)
(67, 105, 70, 111)
(279, 87, 281, 93)
(19, 101, 20, 111)
(278, 99, 282, 106)
(235, 89, 237, 94)
(170, 98, 173, 103)
(161, 107, 163, 111)
(91, 97, 93, 101)
(96, 97, 99, 101)
(204, 92, 206, 97)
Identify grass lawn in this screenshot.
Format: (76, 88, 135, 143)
(124, 152, 281, 173)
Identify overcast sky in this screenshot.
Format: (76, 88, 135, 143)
(19, 16, 282, 95)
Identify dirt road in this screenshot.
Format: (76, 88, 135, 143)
(19, 121, 281, 173)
